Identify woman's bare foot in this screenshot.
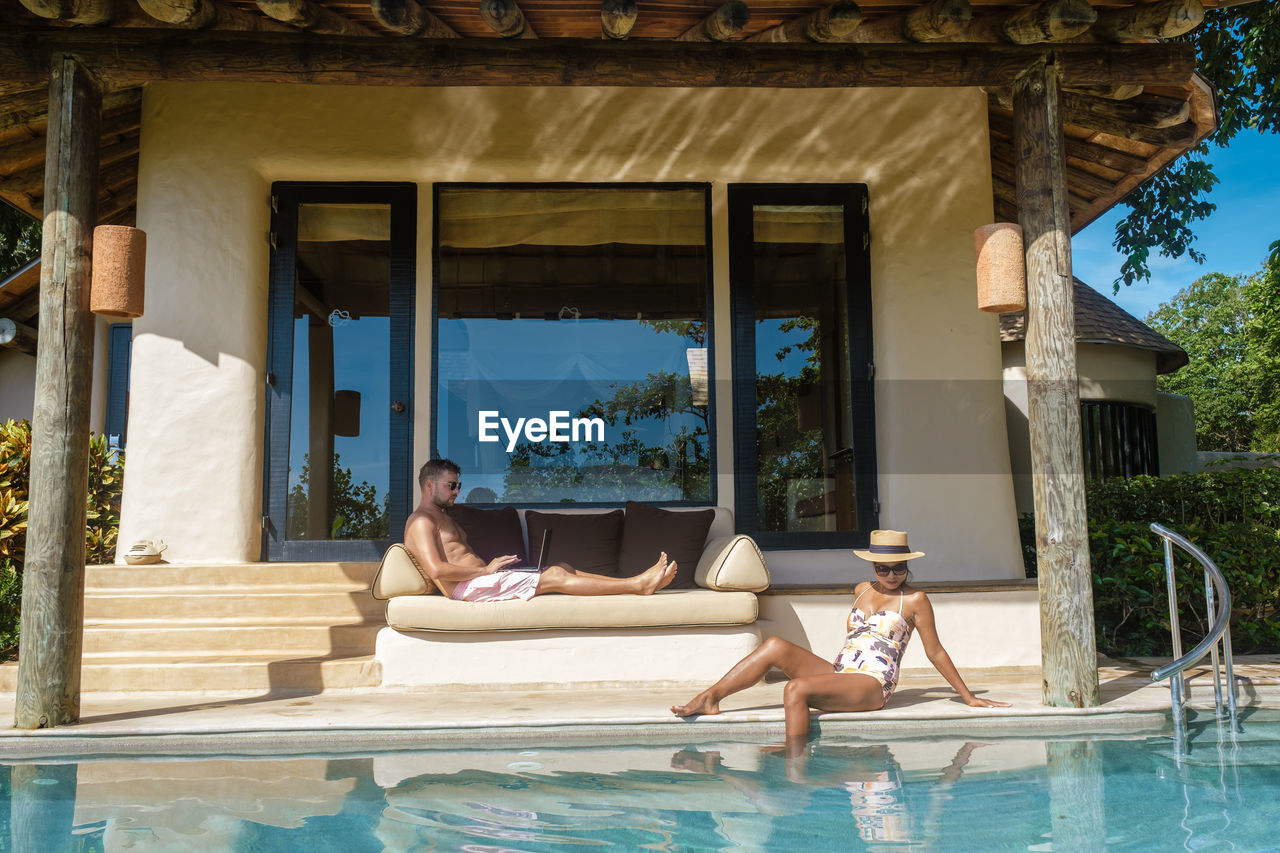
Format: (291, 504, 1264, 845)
(635, 552, 677, 595)
(670, 689, 720, 717)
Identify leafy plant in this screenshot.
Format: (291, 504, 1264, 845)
(0, 419, 124, 660)
(1020, 468, 1280, 656)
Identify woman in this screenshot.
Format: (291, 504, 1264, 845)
(671, 530, 1009, 752)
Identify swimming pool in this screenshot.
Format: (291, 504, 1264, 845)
(3, 713, 1277, 851)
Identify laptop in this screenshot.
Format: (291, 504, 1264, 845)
(498, 529, 552, 572)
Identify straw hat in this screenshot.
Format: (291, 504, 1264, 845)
(852, 530, 925, 563)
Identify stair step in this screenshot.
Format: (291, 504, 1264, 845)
(84, 562, 379, 589)
(84, 591, 385, 621)
(81, 623, 382, 655)
(0, 655, 381, 693)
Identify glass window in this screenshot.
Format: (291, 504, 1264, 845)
(729, 185, 876, 548)
(434, 185, 712, 504)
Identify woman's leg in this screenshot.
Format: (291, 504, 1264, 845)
(671, 637, 833, 717)
(782, 672, 885, 744)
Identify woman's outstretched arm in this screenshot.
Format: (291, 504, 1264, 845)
(912, 593, 1010, 708)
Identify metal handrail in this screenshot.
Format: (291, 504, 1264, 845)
(1147, 523, 1238, 747)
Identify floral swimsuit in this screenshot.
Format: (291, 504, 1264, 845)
(833, 586, 913, 702)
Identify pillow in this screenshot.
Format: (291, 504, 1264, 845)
(694, 534, 771, 592)
(371, 543, 441, 599)
(618, 502, 715, 589)
(525, 509, 624, 576)
(448, 504, 527, 563)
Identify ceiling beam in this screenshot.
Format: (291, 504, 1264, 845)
(17, 0, 117, 25)
(0, 29, 1197, 94)
(601, 0, 637, 41)
(254, 0, 376, 37)
(1095, 0, 1204, 43)
(370, 0, 459, 38)
(749, 1, 862, 44)
(846, 0, 971, 43)
(480, 0, 537, 39)
(678, 1, 749, 42)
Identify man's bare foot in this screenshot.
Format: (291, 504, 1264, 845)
(670, 690, 720, 717)
(636, 552, 677, 595)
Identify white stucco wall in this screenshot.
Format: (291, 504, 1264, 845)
(123, 82, 1021, 578)
(1003, 342, 1159, 513)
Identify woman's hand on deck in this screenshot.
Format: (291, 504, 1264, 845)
(963, 694, 1011, 708)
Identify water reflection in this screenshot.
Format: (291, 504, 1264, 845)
(2, 719, 1277, 851)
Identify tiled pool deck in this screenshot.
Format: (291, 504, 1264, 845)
(1, 656, 1277, 756)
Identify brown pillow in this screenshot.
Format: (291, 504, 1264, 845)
(618, 502, 715, 589)
(525, 510, 624, 576)
(447, 504, 527, 564)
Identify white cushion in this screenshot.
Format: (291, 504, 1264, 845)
(695, 535, 771, 592)
(386, 588, 758, 632)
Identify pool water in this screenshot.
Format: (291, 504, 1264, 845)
(2, 714, 1278, 851)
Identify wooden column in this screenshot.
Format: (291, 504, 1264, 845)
(1013, 56, 1099, 708)
(14, 55, 102, 730)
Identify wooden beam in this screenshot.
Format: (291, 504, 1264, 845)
(1002, 0, 1096, 44)
(1063, 90, 1191, 130)
(1095, 0, 1205, 43)
(1013, 56, 1099, 710)
(0, 317, 38, 355)
(14, 53, 101, 731)
(1064, 83, 1143, 101)
(136, 0, 216, 27)
(749, 1, 862, 44)
(846, 0, 970, 43)
(0, 29, 1198, 93)
(17, 0, 117, 25)
(933, 0, 1095, 44)
(5, 290, 43, 324)
(254, 0, 376, 37)
(678, 1, 749, 42)
(371, 0, 459, 38)
(601, 0, 637, 40)
(1, 88, 142, 137)
(989, 111, 1150, 174)
(479, 0, 537, 39)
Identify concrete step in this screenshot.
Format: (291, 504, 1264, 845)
(0, 654, 381, 693)
(80, 622, 383, 655)
(85, 562, 378, 590)
(83, 590, 384, 622)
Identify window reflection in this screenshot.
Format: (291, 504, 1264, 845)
(752, 204, 856, 533)
(285, 202, 392, 540)
(435, 186, 712, 503)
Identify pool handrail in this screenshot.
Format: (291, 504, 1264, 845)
(1147, 523, 1238, 741)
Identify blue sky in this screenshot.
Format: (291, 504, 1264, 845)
(1072, 131, 1280, 322)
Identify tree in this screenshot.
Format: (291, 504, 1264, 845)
(1146, 255, 1280, 454)
(0, 201, 39, 280)
(1245, 248, 1280, 449)
(1112, 1, 1280, 289)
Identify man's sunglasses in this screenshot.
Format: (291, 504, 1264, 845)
(874, 564, 908, 576)
(441, 481, 462, 492)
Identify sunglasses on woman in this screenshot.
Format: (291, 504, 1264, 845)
(874, 564, 908, 576)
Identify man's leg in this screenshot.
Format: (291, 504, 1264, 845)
(535, 553, 675, 596)
(671, 637, 832, 717)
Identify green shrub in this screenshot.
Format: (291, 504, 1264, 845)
(0, 419, 124, 660)
(1020, 468, 1280, 657)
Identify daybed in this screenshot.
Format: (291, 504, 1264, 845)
(372, 503, 771, 688)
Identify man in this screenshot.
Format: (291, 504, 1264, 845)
(405, 459, 677, 602)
